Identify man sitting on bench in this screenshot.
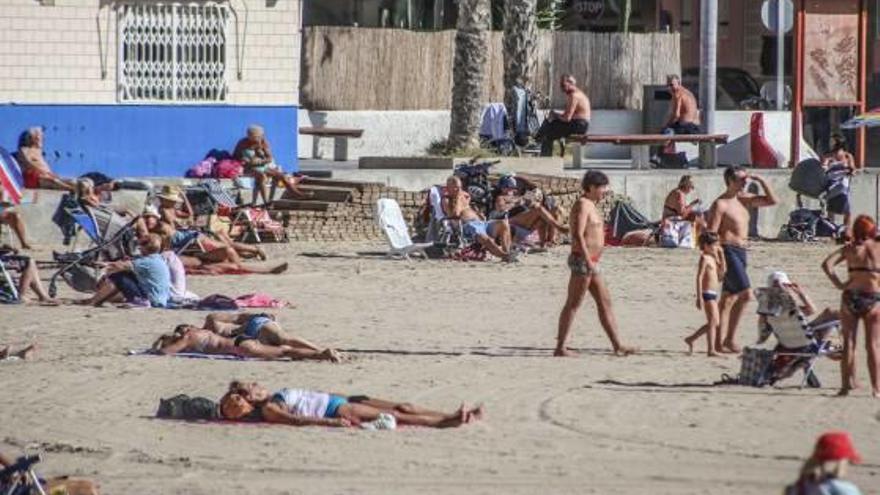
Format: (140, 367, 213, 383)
(534, 74, 590, 157)
(652, 74, 701, 166)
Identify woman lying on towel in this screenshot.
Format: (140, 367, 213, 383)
(218, 380, 484, 428)
(152, 324, 342, 362)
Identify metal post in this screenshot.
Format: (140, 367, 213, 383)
(699, 0, 718, 168)
(776, 0, 785, 110)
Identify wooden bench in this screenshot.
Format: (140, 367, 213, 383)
(299, 126, 364, 162)
(570, 133, 729, 170)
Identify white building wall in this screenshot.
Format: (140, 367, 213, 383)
(0, 0, 300, 105)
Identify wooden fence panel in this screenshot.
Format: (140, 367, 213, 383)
(300, 27, 680, 110)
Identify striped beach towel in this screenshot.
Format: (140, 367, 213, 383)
(0, 147, 24, 205)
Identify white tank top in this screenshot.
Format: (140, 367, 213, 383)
(272, 388, 330, 418)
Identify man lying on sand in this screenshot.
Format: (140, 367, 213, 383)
(201, 312, 324, 350)
(555, 171, 636, 357)
(152, 324, 343, 362)
(219, 381, 483, 428)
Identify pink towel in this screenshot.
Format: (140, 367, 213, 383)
(234, 293, 288, 308)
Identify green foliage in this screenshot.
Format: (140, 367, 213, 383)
(536, 0, 565, 31)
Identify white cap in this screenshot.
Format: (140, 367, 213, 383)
(767, 271, 792, 287)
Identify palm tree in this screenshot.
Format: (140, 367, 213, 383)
(618, 0, 632, 33)
(448, 0, 491, 150)
(502, 0, 537, 134)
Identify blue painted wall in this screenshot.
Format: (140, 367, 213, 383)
(0, 104, 298, 177)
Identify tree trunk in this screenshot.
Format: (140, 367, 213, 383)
(502, 0, 537, 136)
(448, 0, 490, 150)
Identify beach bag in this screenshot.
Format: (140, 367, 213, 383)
(658, 219, 693, 248)
(214, 159, 243, 179)
(186, 157, 216, 178)
(736, 347, 775, 386)
(197, 294, 238, 310)
(156, 394, 219, 420)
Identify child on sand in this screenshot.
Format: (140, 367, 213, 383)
(685, 231, 726, 356)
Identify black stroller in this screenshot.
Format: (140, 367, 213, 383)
(781, 159, 848, 241)
(48, 196, 139, 297)
(478, 85, 543, 156)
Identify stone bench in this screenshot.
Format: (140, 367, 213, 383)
(570, 133, 729, 169)
(300, 127, 364, 162)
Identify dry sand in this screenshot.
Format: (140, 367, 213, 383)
(1, 241, 879, 494)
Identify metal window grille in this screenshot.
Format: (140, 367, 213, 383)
(118, 2, 229, 102)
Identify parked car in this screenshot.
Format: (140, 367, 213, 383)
(682, 67, 768, 110)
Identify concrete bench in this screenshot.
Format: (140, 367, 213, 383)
(299, 126, 364, 162)
(570, 133, 729, 170)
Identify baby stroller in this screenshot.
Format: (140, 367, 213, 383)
(755, 287, 841, 388)
(453, 159, 499, 218)
(783, 159, 848, 240)
(48, 198, 139, 297)
(478, 85, 543, 156)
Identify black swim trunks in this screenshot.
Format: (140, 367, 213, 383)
(721, 244, 750, 294)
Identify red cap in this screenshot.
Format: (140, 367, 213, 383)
(813, 431, 862, 464)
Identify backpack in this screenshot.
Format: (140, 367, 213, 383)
(156, 394, 219, 420)
(214, 159, 243, 179)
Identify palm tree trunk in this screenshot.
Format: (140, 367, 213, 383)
(503, 0, 537, 134)
(448, 0, 491, 150)
(618, 0, 632, 33)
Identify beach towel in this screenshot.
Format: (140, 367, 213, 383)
(128, 349, 290, 361)
(234, 293, 288, 308)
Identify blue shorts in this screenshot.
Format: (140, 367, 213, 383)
(721, 244, 750, 294)
(243, 316, 271, 339)
(463, 220, 489, 238)
(325, 394, 348, 418)
(108, 271, 146, 302)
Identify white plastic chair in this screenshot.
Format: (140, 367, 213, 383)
(375, 198, 431, 260)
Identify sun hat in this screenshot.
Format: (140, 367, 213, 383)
(813, 431, 862, 464)
(767, 271, 792, 287)
(142, 205, 160, 218)
(156, 185, 181, 203)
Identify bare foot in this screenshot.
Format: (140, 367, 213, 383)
(16, 343, 37, 360)
(466, 403, 485, 423)
(707, 351, 724, 358)
(38, 298, 60, 306)
(553, 347, 578, 357)
(321, 348, 342, 363)
(0, 346, 9, 360)
(684, 336, 696, 355)
(21, 243, 33, 250)
(722, 342, 742, 354)
(614, 345, 638, 356)
(441, 404, 468, 428)
(270, 262, 288, 275)
(836, 388, 851, 397)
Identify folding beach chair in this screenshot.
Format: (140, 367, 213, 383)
(755, 287, 841, 388)
(375, 198, 432, 259)
(0, 454, 48, 495)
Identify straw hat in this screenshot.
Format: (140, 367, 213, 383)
(156, 185, 181, 203)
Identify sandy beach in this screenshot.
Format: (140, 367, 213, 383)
(1, 240, 878, 494)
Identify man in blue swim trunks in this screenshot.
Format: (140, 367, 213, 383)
(707, 166, 778, 353)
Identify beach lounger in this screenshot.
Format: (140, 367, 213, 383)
(375, 198, 432, 260)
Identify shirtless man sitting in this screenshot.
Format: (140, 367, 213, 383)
(555, 171, 635, 357)
(534, 74, 591, 157)
(653, 75, 701, 165)
(492, 175, 567, 247)
(15, 127, 75, 191)
(442, 176, 515, 261)
(707, 166, 778, 353)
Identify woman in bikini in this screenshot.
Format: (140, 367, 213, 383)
(152, 325, 342, 362)
(218, 381, 483, 428)
(201, 312, 322, 351)
(821, 214, 880, 397)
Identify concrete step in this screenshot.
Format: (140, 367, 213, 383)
(270, 200, 333, 212)
(281, 185, 354, 203)
(300, 178, 386, 192)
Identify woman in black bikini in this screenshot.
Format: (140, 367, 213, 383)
(821, 214, 880, 398)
